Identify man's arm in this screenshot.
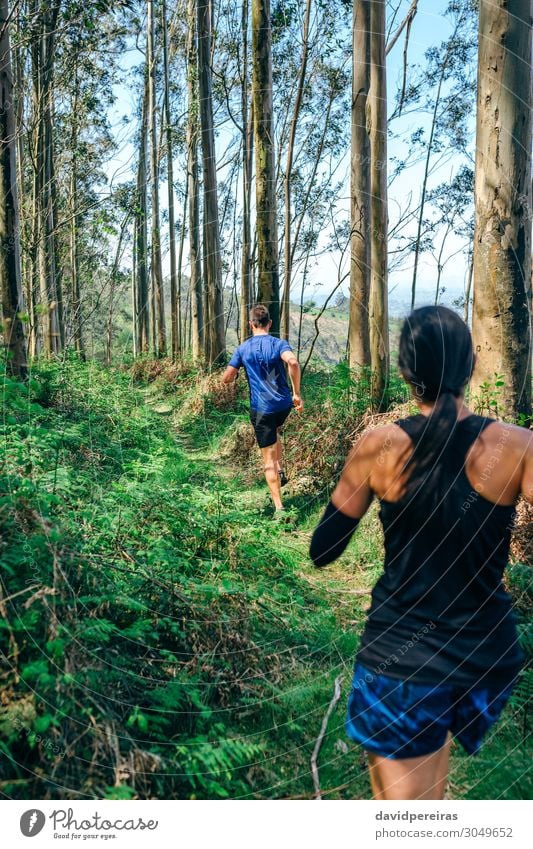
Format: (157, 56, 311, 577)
(222, 346, 243, 385)
(310, 430, 376, 568)
(281, 350, 303, 412)
(221, 365, 239, 385)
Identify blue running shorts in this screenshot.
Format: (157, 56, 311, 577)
(345, 660, 518, 759)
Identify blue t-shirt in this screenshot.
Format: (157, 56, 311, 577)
(229, 334, 293, 413)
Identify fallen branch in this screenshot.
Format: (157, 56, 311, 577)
(311, 674, 343, 799)
(0, 584, 41, 607)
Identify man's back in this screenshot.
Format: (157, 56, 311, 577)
(229, 334, 292, 413)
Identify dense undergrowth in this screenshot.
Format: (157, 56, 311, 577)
(0, 356, 531, 799)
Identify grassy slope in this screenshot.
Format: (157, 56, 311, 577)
(0, 358, 531, 800)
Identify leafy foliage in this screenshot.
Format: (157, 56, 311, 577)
(1, 357, 530, 800)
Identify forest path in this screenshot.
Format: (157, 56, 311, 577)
(141, 382, 376, 608)
(135, 383, 513, 801)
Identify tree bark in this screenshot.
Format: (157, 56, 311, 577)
(69, 66, 84, 359)
(348, 0, 371, 369)
(31, 0, 62, 356)
(197, 0, 225, 365)
(13, 7, 29, 343)
(0, 0, 27, 379)
(148, 0, 167, 356)
(368, 0, 389, 409)
(252, 0, 279, 334)
(187, 0, 203, 362)
(281, 0, 312, 341)
(162, 0, 179, 359)
(134, 72, 150, 354)
(240, 0, 253, 343)
(471, 0, 532, 421)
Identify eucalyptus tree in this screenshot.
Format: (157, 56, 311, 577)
(147, 0, 166, 356)
(0, 0, 28, 378)
(252, 0, 279, 334)
(162, 0, 180, 358)
(240, 0, 253, 343)
(197, 0, 225, 364)
(28, 0, 63, 356)
(348, 0, 370, 369)
(186, 0, 203, 361)
(134, 71, 150, 355)
(471, 0, 532, 420)
(9, 0, 128, 361)
(367, 0, 389, 408)
(55, 5, 122, 358)
(280, 0, 312, 341)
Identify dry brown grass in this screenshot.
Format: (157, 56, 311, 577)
(510, 499, 533, 566)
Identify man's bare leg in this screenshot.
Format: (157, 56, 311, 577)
(261, 443, 283, 510)
(275, 430, 283, 474)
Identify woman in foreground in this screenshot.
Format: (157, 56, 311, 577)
(310, 305, 532, 800)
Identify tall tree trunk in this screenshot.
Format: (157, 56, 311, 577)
(281, 0, 312, 341)
(197, 0, 225, 365)
(252, 0, 279, 334)
(134, 73, 150, 354)
(29, 149, 39, 357)
(348, 0, 371, 368)
(187, 0, 203, 362)
(147, 0, 167, 356)
(42, 99, 61, 353)
(31, 1, 62, 356)
(464, 250, 474, 324)
(48, 105, 64, 349)
(131, 236, 137, 358)
(69, 67, 84, 359)
(162, 0, 179, 359)
(15, 7, 37, 358)
(471, 0, 532, 421)
(368, 0, 389, 409)
(240, 0, 253, 343)
(0, 0, 27, 379)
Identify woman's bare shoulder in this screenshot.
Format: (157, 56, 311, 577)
(481, 418, 533, 452)
(351, 421, 411, 459)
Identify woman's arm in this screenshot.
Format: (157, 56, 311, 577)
(521, 430, 533, 504)
(310, 431, 376, 568)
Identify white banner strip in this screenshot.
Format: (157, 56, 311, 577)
(1, 799, 531, 848)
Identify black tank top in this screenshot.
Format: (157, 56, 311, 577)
(356, 413, 525, 687)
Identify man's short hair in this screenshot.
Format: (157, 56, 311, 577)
(249, 304, 271, 328)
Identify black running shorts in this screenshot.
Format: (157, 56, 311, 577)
(249, 406, 292, 448)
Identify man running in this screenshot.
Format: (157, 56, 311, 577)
(221, 304, 303, 514)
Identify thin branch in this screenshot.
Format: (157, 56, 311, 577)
(311, 675, 343, 800)
(385, 0, 418, 55)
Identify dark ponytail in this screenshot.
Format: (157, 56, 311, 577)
(397, 306, 475, 516)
